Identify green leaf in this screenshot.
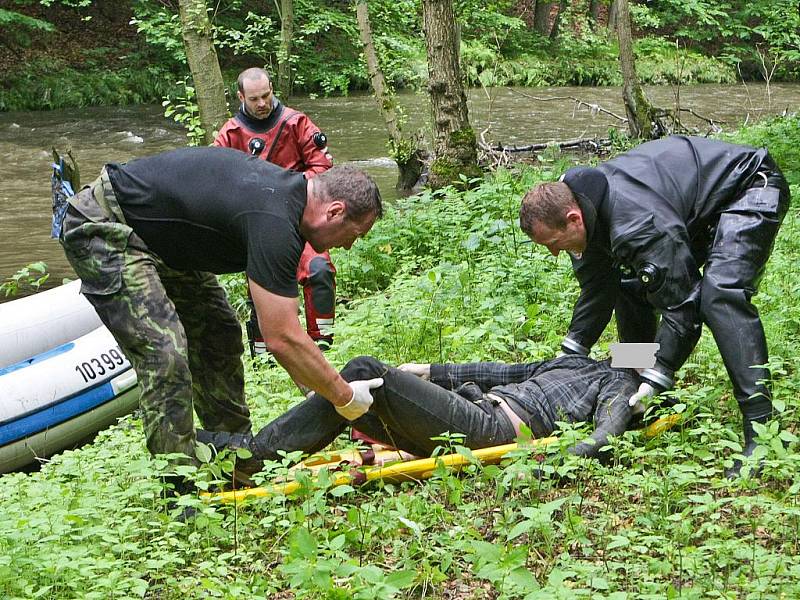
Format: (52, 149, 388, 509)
(397, 516, 423, 537)
(330, 484, 355, 497)
(508, 566, 539, 591)
(591, 576, 610, 590)
(385, 569, 416, 589)
(607, 534, 631, 549)
(328, 534, 346, 550)
(195, 443, 212, 464)
(463, 233, 481, 251)
(507, 520, 532, 540)
(525, 304, 540, 318)
(771, 437, 786, 456)
(290, 527, 317, 559)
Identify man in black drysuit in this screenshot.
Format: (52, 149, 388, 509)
(198, 353, 638, 463)
(519, 135, 790, 477)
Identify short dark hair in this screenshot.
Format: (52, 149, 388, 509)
(237, 67, 271, 94)
(314, 166, 383, 220)
(519, 181, 577, 233)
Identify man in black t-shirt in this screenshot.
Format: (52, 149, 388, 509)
(60, 147, 383, 490)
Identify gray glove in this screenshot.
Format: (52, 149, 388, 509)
(336, 377, 384, 420)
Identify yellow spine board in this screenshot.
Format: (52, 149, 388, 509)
(204, 438, 556, 503)
(203, 414, 681, 504)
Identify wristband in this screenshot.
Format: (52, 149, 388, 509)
(561, 337, 589, 356)
(639, 368, 673, 392)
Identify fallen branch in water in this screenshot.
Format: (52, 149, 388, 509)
(483, 137, 612, 153)
(510, 87, 726, 136)
(653, 107, 726, 135)
(478, 133, 611, 168)
(509, 88, 629, 123)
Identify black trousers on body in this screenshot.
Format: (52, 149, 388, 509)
(249, 356, 517, 460)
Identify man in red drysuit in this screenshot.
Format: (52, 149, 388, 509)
(215, 67, 337, 352)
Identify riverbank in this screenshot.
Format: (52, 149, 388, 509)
(1, 0, 795, 112)
(0, 41, 742, 113)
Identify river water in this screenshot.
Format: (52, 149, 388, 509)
(1, 83, 798, 289)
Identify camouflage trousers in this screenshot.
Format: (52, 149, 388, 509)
(60, 168, 251, 463)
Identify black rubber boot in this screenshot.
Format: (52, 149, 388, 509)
(724, 409, 772, 479)
(163, 475, 199, 522)
(196, 430, 264, 487)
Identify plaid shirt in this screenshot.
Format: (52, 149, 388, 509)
(429, 355, 638, 458)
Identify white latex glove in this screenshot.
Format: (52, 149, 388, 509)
(628, 382, 656, 413)
(336, 378, 384, 420)
(397, 363, 431, 380)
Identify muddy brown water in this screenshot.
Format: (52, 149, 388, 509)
(1, 83, 798, 292)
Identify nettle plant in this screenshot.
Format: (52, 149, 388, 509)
(0, 261, 49, 297)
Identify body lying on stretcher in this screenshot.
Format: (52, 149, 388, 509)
(197, 354, 681, 500)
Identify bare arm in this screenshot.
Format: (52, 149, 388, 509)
(249, 277, 352, 407)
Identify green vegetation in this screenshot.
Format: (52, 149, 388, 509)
(0, 262, 49, 297)
(2, 116, 799, 597)
(0, 59, 180, 112)
(1, 0, 798, 111)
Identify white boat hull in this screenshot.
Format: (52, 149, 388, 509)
(0, 279, 102, 369)
(0, 324, 140, 473)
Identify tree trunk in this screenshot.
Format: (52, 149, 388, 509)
(422, 0, 479, 189)
(607, 0, 619, 32)
(178, 0, 228, 144)
(588, 0, 603, 29)
(533, 1, 553, 36)
(356, 0, 424, 192)
(549, 0, 568, 41)
(277, 0, 294, 98)
(616, 0, 659, 139)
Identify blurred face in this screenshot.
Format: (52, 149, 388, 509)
(238, 75, 274, 119)
(527, 210, 587, 257)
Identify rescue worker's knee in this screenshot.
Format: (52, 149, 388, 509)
(308, 255, 335, 279)
(699, 273, 752, 322)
